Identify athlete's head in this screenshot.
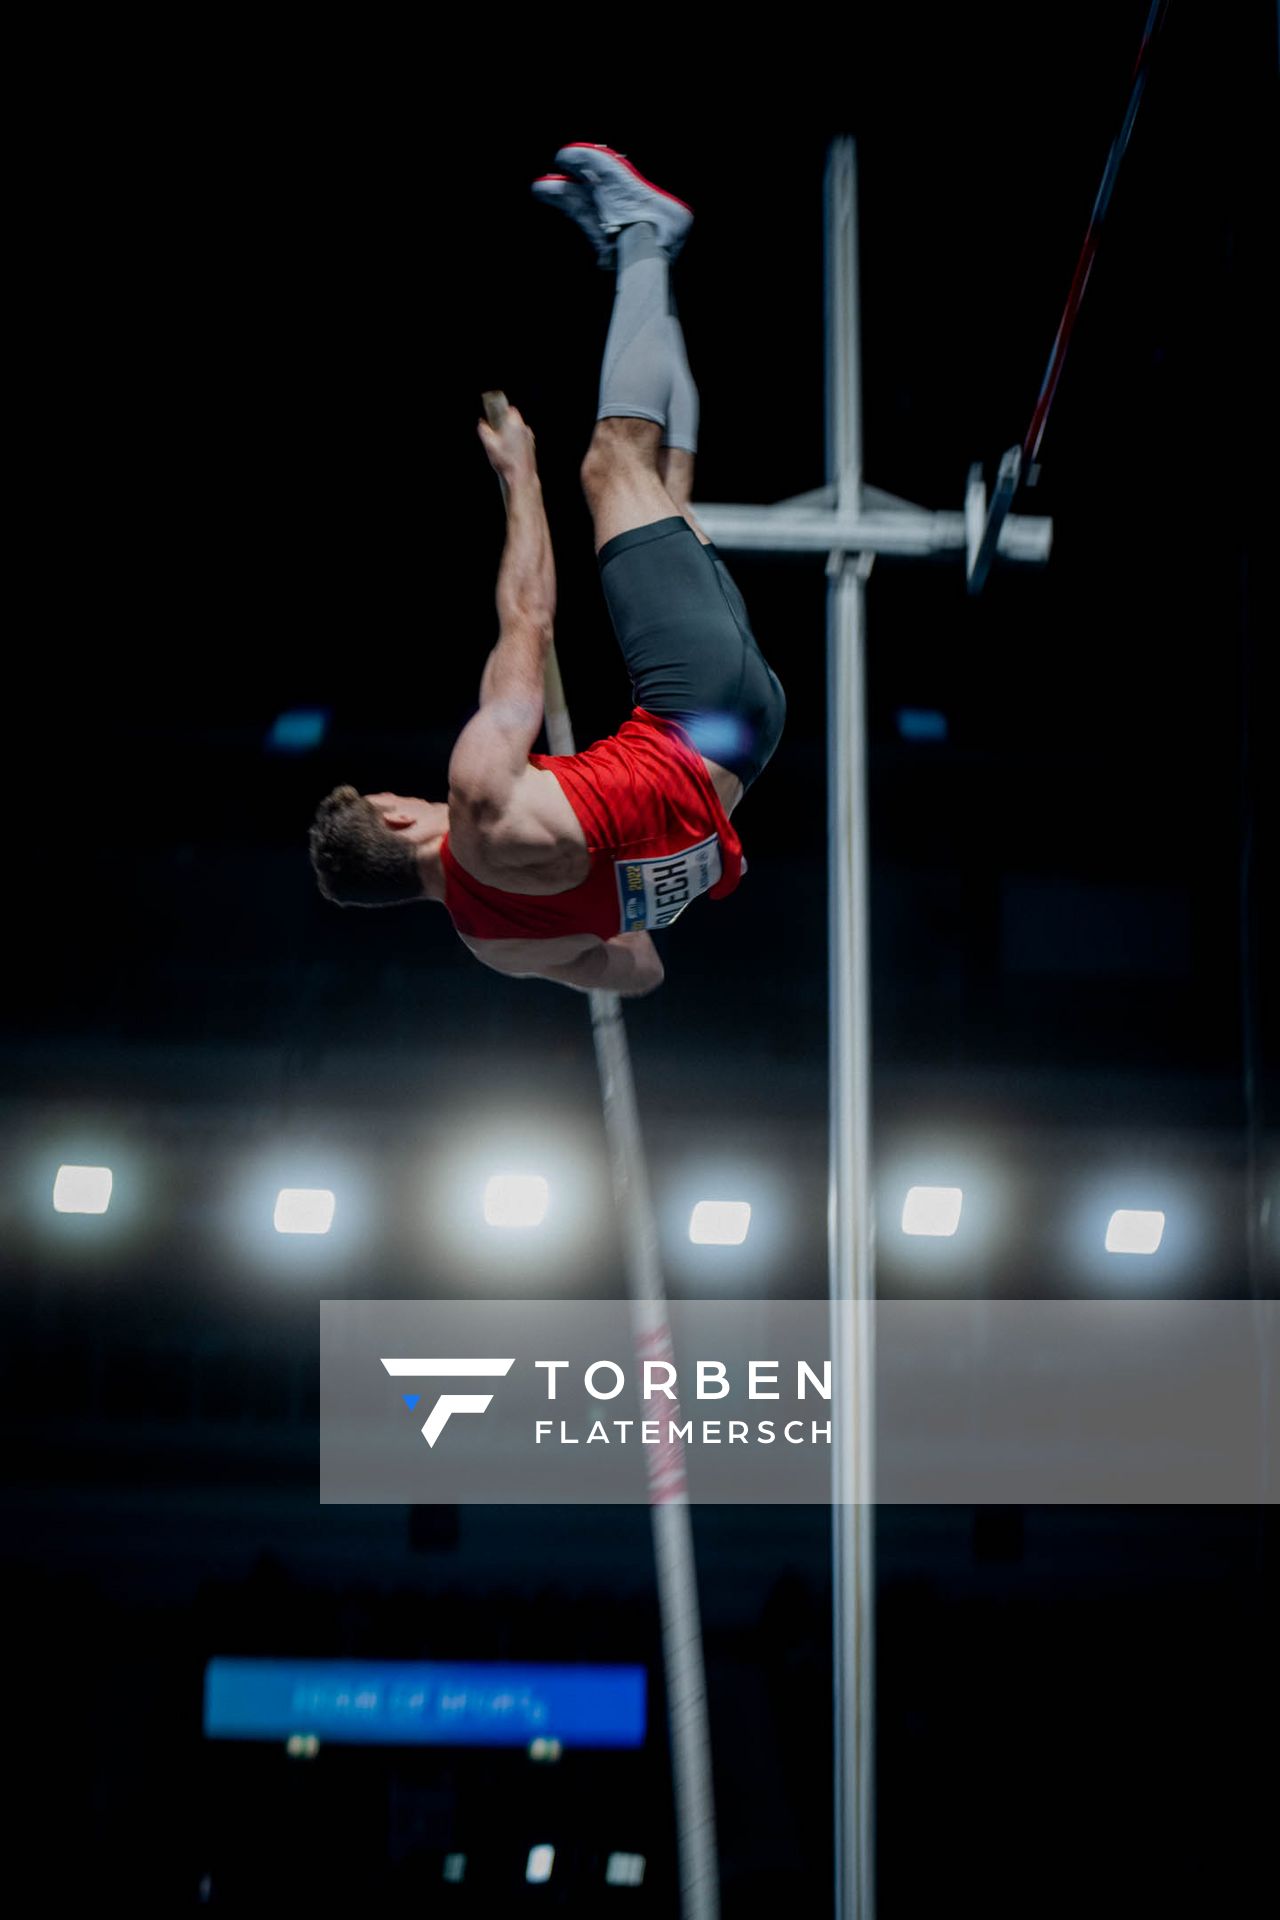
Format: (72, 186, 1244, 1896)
(308, 785, 447, 907)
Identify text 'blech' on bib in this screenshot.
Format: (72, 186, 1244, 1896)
(615, 834, 723, 933)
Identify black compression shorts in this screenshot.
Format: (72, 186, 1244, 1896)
(597, 515, 786, 790)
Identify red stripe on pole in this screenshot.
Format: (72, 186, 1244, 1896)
(1022, 0, 1170, 475)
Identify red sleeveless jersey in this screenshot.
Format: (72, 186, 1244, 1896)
(440, 708, 744, 942)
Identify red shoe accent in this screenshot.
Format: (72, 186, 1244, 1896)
(563, 141, 694, 215)
(535, 173, 572, 183)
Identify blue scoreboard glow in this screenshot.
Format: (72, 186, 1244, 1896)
(203, 1658, 647, 1750)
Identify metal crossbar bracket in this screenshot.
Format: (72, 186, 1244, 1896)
(966, 444, 1025, 593)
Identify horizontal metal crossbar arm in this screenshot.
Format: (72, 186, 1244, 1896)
(863, 484, 926, 515)
(692, 499, 1052, 564)
(776, 483, 838, 509)
(774, 483, 927, 515)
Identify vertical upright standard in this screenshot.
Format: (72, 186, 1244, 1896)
(692, 138, 1053, 1919)
(823, 140, 877, 1920)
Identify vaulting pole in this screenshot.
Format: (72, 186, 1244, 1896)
(482, 392, 720, 1920)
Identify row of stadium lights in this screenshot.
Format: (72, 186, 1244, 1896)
(446, 1845, 644, 1888)
(199, 1842, 642, 1897)
(50, 1164, 1168, 1255)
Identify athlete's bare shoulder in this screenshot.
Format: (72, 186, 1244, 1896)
(448, 763, 590, 888)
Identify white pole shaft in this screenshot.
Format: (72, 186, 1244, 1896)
(828, 555, 877, 1920)
(545, 669, 720, 1920)
(827, 139, 862, 504)
(825, 138, 876, 1920)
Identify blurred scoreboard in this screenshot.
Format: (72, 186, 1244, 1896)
(203, 1657, 647, 1749)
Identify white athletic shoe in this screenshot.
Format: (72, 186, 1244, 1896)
(552, 142, 694, 259)
(530, 173, 616, 269)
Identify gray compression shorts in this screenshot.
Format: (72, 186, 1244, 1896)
(597, 515, 786, 790)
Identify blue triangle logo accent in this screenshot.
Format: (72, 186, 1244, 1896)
(402, 1393, 420, 1412)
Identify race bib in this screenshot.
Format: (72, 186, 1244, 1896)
(615, 835, 723, 932)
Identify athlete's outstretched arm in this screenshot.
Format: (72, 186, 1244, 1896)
(449, 405, 556, 828)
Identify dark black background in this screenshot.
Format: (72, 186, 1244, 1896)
(4, 6, 1276, 1912)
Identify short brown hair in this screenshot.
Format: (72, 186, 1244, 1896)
(308, 785, 425, 907)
